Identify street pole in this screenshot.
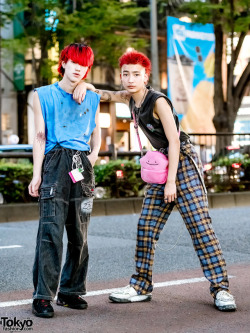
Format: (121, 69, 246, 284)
(150, 0, 160, 91)
(0, 7, 2, 144)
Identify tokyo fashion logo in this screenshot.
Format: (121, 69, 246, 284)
(0, 317, 33, 331)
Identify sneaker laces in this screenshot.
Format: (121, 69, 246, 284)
(112, 285, 132, 294)
(216, 291, 234, 301)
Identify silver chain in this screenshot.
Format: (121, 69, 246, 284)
(72, 151, 84, 172)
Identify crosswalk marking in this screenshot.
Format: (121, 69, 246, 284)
(0, 245, 23, 250)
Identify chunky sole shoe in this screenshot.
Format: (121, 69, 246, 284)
(32, 300, 54, 318)
(109, 285, 152, 303)
(56, 292, 88, 309)
(214, 290, 237, 311)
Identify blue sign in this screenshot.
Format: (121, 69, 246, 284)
(167, 16, 215, 128)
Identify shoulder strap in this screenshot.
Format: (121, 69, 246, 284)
(131, 109, 143, 154)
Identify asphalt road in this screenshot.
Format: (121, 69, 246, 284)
(0, 206, 250, 332)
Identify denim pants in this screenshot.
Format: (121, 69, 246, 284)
(33, 146, 95, 300)
(130, 143, 229, 298)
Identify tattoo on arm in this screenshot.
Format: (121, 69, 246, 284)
(120, 91, 130, 102)
(94, 89, 112, 102)
(94, 89, 130, 102)
(102, 91, 112, 102)
(36, 131, 46, 149)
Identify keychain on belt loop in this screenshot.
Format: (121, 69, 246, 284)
(69, 151, 84, 183)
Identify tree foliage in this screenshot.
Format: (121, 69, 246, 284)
(178, 0, 250, 145)
(2, 0, 147, 86)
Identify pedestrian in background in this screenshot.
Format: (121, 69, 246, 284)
(74, 50, 236, 312)
(29, 43, 101, 318)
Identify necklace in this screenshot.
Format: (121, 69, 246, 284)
(133, 88, 148, 125)
(135, 87, 148, 108)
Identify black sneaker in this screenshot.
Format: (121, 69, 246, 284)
(32, 299, 54, 318)
(56, 292, 88, 309)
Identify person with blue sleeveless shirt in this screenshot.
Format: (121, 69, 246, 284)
(28, 43, 101, 318)
(74, 50, 236, 312)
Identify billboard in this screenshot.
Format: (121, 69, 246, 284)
(167, 16, 215, 133)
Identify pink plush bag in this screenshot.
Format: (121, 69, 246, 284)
(140, 150, 168, 184)
(132, 111, 169, 184)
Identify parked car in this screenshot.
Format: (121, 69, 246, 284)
(204, 145, 250, 191)
(0, 144, 33, 164)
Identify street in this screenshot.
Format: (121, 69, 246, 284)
(0, 206, 250, 332)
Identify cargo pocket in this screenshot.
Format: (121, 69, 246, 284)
(40, 185, 56, 217)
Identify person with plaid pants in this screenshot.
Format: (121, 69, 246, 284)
(74, 50, 236, 311)
(129, 142, 229, 299)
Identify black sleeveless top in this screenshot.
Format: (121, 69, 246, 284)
(129, 87, 189, 149)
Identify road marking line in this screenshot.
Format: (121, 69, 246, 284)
(0, 245, 23, 250)
(0, 275, 235, 308)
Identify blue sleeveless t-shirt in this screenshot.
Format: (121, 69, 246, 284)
(35, 82, 100, 154)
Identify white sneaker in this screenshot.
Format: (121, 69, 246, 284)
(109, 285, 152, 303)
(214, 290, 237, 311)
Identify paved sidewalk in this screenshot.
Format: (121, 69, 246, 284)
(1, 264, 249, 333)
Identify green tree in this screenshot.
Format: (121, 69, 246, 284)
(1, 0, 147, 142)
(56, 0, 147, 86)
(3, 0, 147, 86)
(179, 0, 250, 149)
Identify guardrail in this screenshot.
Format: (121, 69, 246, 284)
(188, 132, 250, 165)
(1, 132, 250, 162)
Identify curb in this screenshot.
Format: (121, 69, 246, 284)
(0, 192, 250, 223)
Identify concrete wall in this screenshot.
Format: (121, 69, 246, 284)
(1, 192, 250, 223)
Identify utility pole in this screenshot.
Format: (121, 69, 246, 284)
(150, 0, 160, 91)
(0, 6, 2, 144)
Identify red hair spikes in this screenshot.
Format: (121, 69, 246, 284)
(119, 51, 151, 77)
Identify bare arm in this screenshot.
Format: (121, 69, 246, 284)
(73, 81, 131, 105)
(154, 98, 180, 203)
(94, 88, 130, 104)
(87, 104, 101, 167)
(28, 91, 46, 197)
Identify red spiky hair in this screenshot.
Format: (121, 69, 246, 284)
(119, 50, 151, 76)
(58, 43, 94, 79)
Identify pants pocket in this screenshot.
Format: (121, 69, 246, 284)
(81, 152, 93, 172)
(43, 150, 59, 173)
(40, 185, 56, 217)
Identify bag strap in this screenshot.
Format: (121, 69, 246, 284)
(132, 109, 143, 154)
(132, 108, 180, 156)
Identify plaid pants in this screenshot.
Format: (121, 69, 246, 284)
(130, 143, 229, 298)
